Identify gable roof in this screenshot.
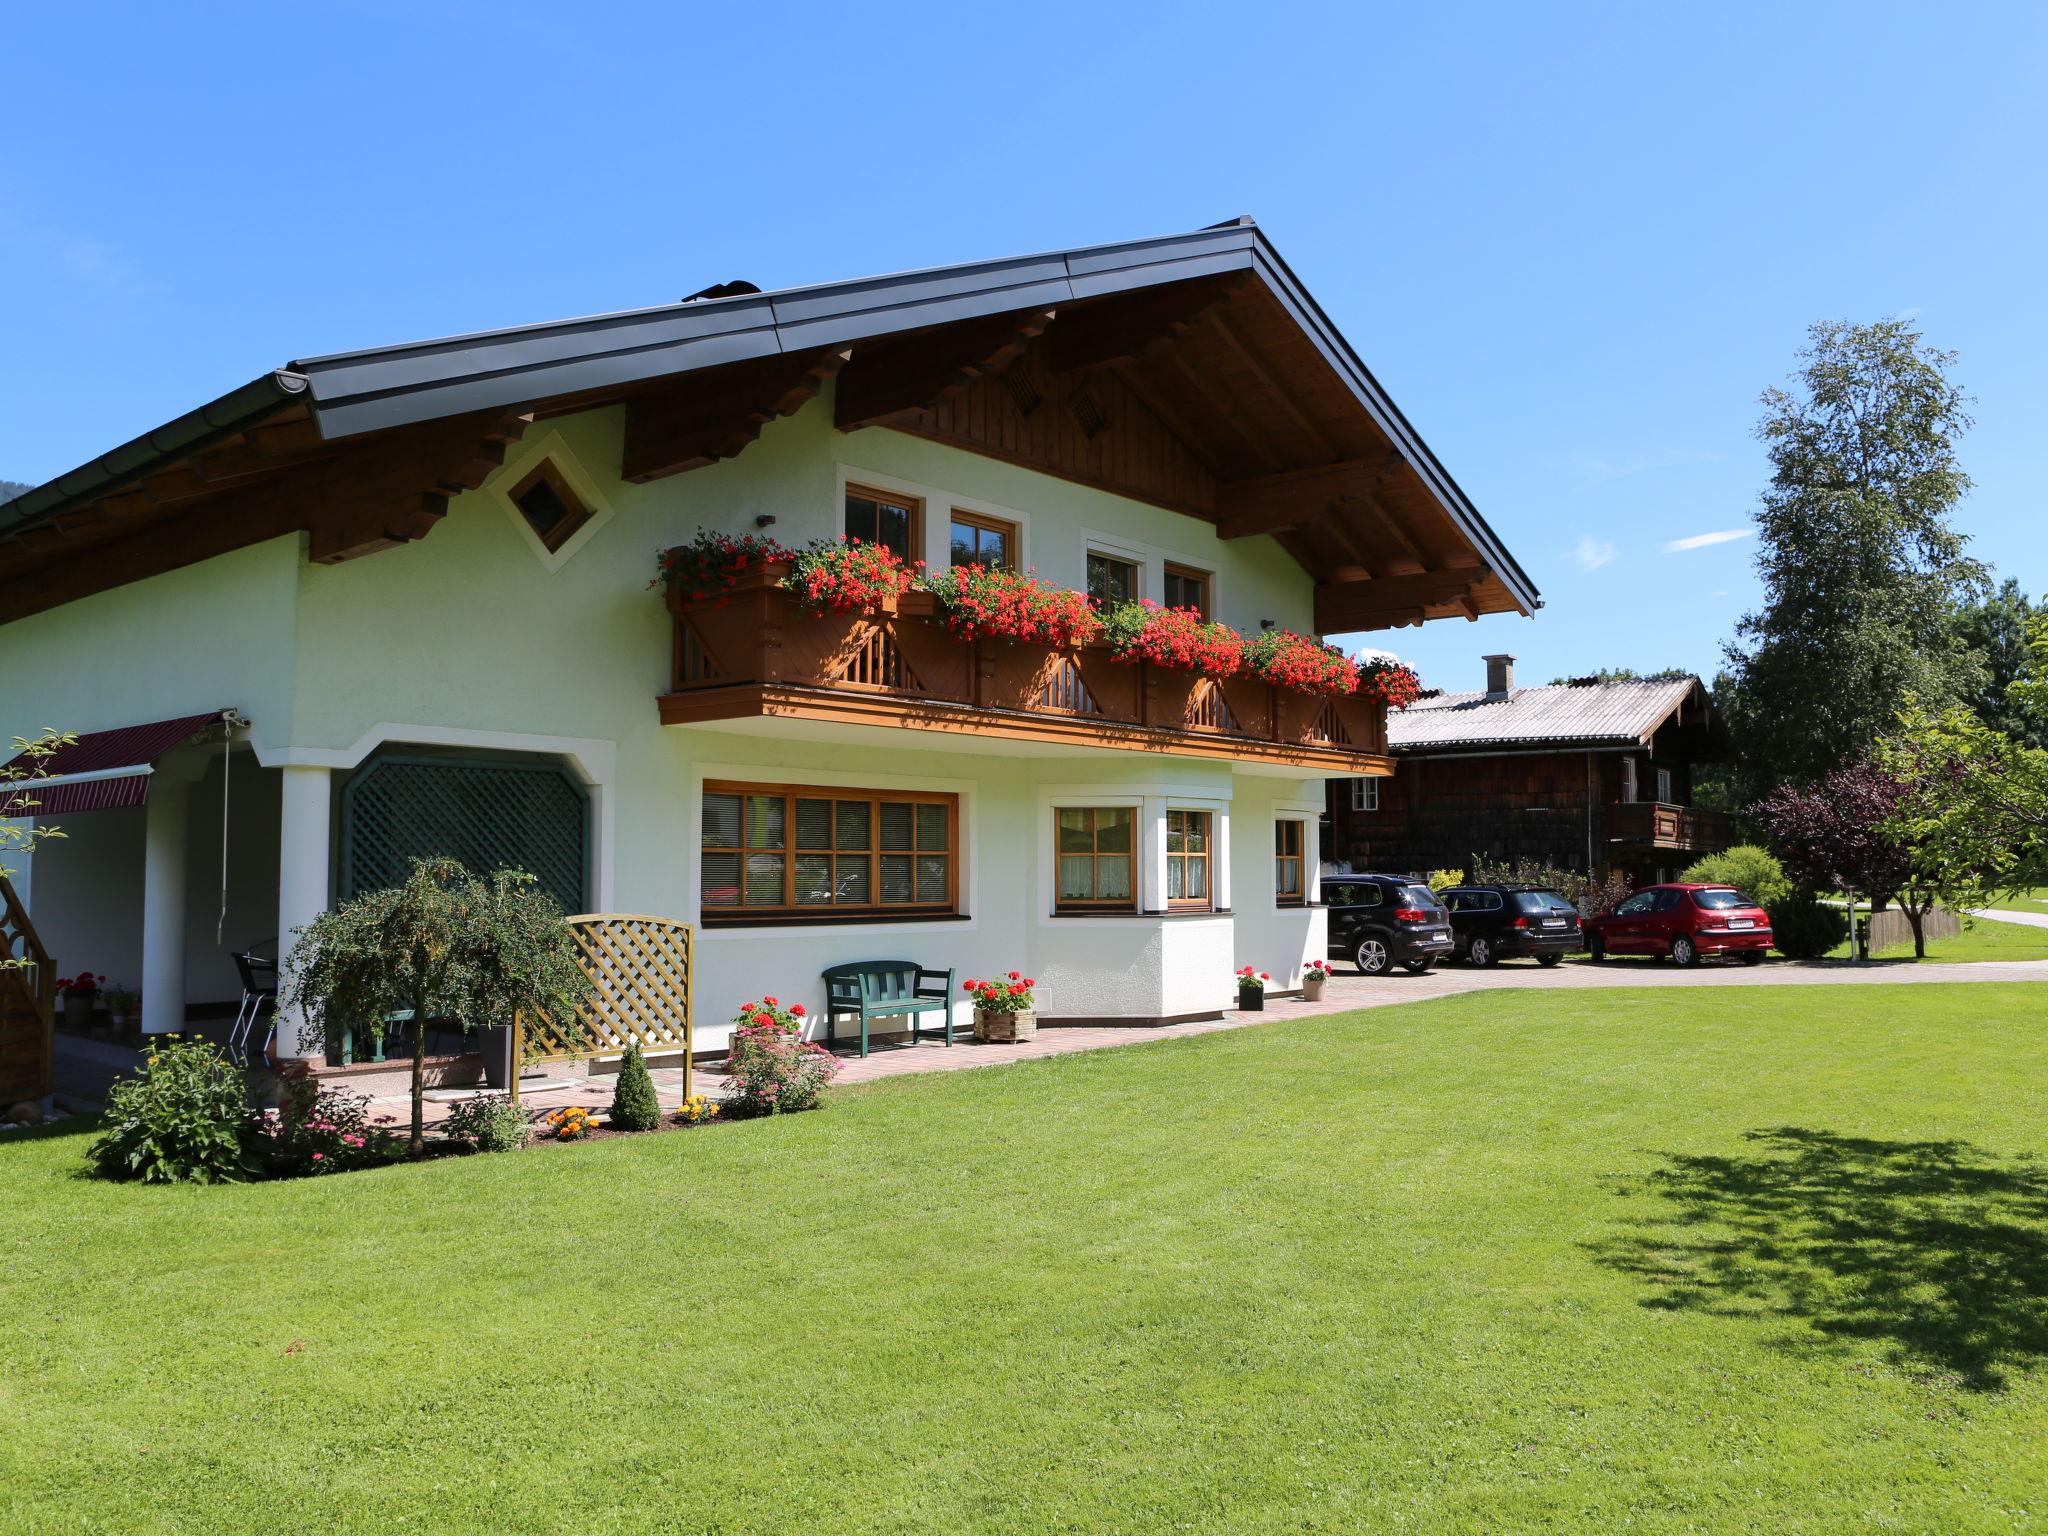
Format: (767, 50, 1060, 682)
(0, 218, 1539, 631)
(1388, 676, 1708, 753)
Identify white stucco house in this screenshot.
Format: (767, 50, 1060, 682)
(0, 218, 1537, 1063)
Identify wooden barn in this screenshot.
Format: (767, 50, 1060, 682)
(1325, 655, 1732, 886)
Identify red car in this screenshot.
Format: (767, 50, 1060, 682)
(1584, 883, 1772, 966)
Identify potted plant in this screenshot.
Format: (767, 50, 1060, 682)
(103, 983, 138, 1037)
(1235, 966, 1270, 1010)
(55, 972, 101, 1030)
(965, 972, 1037, 1042)
(1301, 959, 1332, 1003)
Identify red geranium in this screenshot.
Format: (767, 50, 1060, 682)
(656, 529, 794, 602)
(785, 536, 917, 616)
(1354, 658, 1423, 710)
(963, 972, 1035, 1014)
(1241, 629, 1360, 698)
(1098, 599, 1244, 678)
(925, 564, 1102, 648)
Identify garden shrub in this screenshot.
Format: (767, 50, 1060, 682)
(608, 1042, 661, 1132)
(1767, 892, 1851, 958)
(723, 997, 840, 1115)
(1426, 868, 1464, 895)
(1467, 856, 1632, 917)
(1681, 844, 1791, 909)
(88, 1036, 256, 1184)
(443, 1093, 529, 1153)
(259, 1072, 401, 1176)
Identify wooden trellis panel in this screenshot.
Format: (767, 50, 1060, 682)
(521, 913, 694, 1096)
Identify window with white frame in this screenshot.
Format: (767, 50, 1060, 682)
(1348, 778, 1379, 813)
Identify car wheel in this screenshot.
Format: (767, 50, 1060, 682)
(1670, 936, 1698, 968)
(1586, 934, 1606, 962)
(1402, 958, 1435, 976)
(1354, 935, 1392, 976)
(1537, 953, 1562, 968)
(1466, 936, 1495, 968)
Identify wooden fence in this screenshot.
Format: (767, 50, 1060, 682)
(0, 876, 54, 1105)
(519, 913, 694, 1098)
(1863, 904, 1962, 955)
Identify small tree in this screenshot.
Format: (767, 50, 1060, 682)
(282, 858, 589, 1156)
(0, 729, 76, 922)
(1753, 763, 1940, 957)
(608, 1041, 661, 1132)
(1680, 845, 1791, 909)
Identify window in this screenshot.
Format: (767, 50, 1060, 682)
(1275, 820, 1305, 906)
(1055, 807, 1136, 911)
(1613, 891, 1657, 917)
(1166, 809, 1213, 909)
(701, 782, 955, 920)
(1620, 757, 1639, 803)
(509, 460, 594, 552)
(844, 485, 920, 562)
(1086, 550, 1139, 607)
(1163, 563, 1211, 617)
(1348, 778, 1379, 813)
(949, 509, 1017, 569)
(1655, 766, 1674, 804)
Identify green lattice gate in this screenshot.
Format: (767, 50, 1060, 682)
(339, 753, 589, 912)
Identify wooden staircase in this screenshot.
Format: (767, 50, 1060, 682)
(0, 876, 55, 1105)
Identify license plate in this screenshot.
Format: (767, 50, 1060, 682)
(1542, 918, 1565, 928)
(1728, 919, 1754, 929)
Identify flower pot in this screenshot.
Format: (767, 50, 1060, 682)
(480, 1024, 517, 1090)
(62, 993, 93, 1029)
(1237, 988, 1265, 1012)
(1301, 973, 1327, 1003)
(978, 1008, 1036, 1043)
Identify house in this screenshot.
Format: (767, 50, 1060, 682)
(1325, 655, 1731, 886)
(0, 218, 1537, 1062)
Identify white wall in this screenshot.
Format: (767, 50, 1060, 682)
(22, 804, 144, 1002)
(181, 751, 282, 1006)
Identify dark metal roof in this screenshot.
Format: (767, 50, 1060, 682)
(0, 219, 1537, 615)
(1388, 677, 1706, 753)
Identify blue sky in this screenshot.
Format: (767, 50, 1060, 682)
(5, 1, 2043, 689)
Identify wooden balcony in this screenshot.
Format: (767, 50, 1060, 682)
(1606, 801, 1734, 854)
(658, 570, 1391, 774)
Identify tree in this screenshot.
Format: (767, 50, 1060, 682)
(1878, 612, 2048, 910)
(1954, 579, 2048, 748)
(1, 729, 76, 955)
(1753, 763, 1941, 957)
(282, 858, 589, 1156)
(0, 479, 31, 505)
(1679, 845, 1791, 909)
(1545, 667, 1693, 685)
(607, 1041, 661, 1132)
(1719, 319, 1988, 800)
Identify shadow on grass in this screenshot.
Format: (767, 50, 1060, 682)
(0, 1112, 103, 1150)
(1592, 1127, 2048, 1391)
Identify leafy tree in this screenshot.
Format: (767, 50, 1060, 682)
(1, 729, 76, 946)
(1753, 763, 1940, 957)
(0, 479, 31, 505)
(607, 1041, 661, 1132)
(1878, 611, 2048, 909)
(282, 858, 589, 1156)
(1680, 845, 1791, 908)
(1545, 667, 1693, 685)
(1954, 579, 2048, 748)
(1720, 319, 1988, 800)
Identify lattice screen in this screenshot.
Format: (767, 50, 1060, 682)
(341, 754, 589, 912)
(522, 914, 693, 1078)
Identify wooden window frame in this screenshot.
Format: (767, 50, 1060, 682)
(509, 459, 595, 553)
(1165, 808, 1214, 912)
(844, 483, 923, 563)
(1163, 562, 1212, 618)
(1349, 777, 1379, 813)
(1053, 806, 1139, 913)
(948, 508, 1019, 570)
(1086, 549, 1140, 608)
(701, 779, 958, 924)
(1655, 766, 1674, 805)
(1275, 819, 1305, 907)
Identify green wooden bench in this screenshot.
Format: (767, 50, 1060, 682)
(820, 960, 957, 1058)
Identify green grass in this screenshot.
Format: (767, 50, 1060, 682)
(1828, 913, 2048, 963)
(1999, 887, 2048, 913)
(6, 984, 2048, 1534)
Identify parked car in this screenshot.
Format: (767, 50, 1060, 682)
(1583, 883, 1772, 966)
(1439, 885, 1583, 967)
(1324, 875, 1456, 976)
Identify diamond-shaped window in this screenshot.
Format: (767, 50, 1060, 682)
(510, 461, 593, 552)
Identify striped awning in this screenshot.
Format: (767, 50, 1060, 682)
(0, 713, 225, 816)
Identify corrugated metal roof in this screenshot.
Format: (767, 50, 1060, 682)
(1387, 678, 1701, 752)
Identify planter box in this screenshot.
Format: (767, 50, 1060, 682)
(1236, 989, 1265, 1012)
(975, 1008, 1037, 1043)
(1301, 974, 1327, 1003)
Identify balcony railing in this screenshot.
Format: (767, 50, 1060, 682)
(1606, 800, 1734, 853)
(658, 569, 1390, 772)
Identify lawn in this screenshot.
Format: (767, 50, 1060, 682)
(1828, 913, 2048, 963)
(5, 984, 2048, 1534)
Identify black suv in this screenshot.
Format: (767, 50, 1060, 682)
(1325, 875, 1456, 976)
(1439, 885, 1583, 966)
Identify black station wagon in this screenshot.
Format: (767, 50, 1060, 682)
(1324, 874, 1456, 976)
(1438, 884, 1583, 966)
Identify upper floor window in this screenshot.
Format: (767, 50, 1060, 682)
(1163, 563, 1211, 617)
(845, 485, 920, 562)
(1275, 820, 1305, 907)
(510, 460, 594, 553)
(1620, 757, 1639, 803)
(1166, 810, 1213, 910)
(702, 781, 955, 921)
(1349, 778, 1379, 813)
(1055, 807, 1135, 912)
(1656, 766, 1674, 804)
(949, 510, 1017, 570)
(1086, 550, 1139, 607)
